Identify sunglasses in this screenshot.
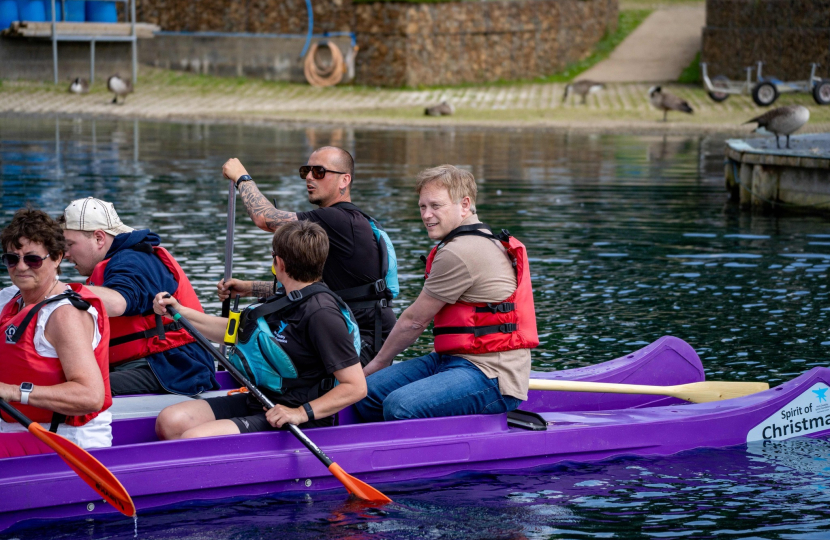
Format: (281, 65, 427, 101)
(2, 253, 50, 269)
(299, 165, 347, 180)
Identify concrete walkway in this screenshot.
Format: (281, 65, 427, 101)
(2, 71, 828, 134)
(579, 5, 706, 83)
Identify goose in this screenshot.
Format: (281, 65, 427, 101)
(744, 105, 810, 149)
(68, 77, 89, 94)
(648, 86, 693, 122)
(107, 75, 133, 104)
(562, 80, 604, 104)
(424, 101, 455, 116)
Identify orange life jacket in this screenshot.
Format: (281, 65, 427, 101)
(0, 284, 112, 426)
(424, 224, 539, 355)
(88, 246, 203, 365)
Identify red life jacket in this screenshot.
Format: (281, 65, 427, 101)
(88, 246, 203, 365)
(424, 224, 539, 355)
(0, 284, 112, 426)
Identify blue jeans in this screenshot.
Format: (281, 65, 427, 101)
(355, 352, 523, 422)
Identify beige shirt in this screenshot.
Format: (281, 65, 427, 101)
(423, 214, 531, 400)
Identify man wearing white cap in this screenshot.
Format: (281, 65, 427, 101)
(60, 197, 218, 397)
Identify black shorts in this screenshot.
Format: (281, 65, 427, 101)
(109, 364, 166, 396)
(206, 393, 334, 434)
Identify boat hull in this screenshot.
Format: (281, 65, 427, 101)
(7, 338, 826, 532)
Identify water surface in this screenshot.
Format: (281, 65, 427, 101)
(1, 116, 829, 538)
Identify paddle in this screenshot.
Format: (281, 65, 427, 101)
(163, 303, 392, 504)
(528, 379, 769, 403)
(0, 398, 135, 517)
(220, 181, 236, 356)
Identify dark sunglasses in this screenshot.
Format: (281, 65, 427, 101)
(299, 165, 347, 180)
(2, 253, 50, 269)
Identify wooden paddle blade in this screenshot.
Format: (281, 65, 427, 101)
(328, 462, 392, 504)
(28, 423, 136, 517)
(673, 381, 770, 403)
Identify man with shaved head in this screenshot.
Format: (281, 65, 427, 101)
(220, 148, 397, 365)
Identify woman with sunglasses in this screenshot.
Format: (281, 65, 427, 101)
(0, 209, 112, 454)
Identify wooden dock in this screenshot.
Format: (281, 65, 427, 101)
(725, 134, 830, 211)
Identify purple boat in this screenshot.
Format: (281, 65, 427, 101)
(2, 336, 829, 532)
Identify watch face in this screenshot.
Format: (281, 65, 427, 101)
(20, 382, 33, 391)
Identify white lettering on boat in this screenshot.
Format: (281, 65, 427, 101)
(747, 383, 830, 442)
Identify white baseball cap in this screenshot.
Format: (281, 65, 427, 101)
(62, 197, 134, 236)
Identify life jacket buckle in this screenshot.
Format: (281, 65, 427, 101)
(287, 289, 303, 302)
(499, 323, 517, 333)
(373, 279, 387, 294)
(498, 229, 512, 242)
(493, 302, 515, 313)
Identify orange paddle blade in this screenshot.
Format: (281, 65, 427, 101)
(29, 423, 136, 517)
(328, 462, 392, 504)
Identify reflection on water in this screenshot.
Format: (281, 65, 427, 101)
(1, 116, 830, 538)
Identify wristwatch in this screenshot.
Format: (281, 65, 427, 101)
(235, 175, 253, 189)
(19, 382, 33, 405)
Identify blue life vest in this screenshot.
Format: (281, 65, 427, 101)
(228, 283, 360, 395)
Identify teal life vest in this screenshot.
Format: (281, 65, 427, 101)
(228, 282, 361, 395)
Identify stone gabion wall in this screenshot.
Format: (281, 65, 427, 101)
(135, 0, 353, 34)
(133, 0, 617, 86)
(702, 0, 830, 80)
(353, 0, 618, 87)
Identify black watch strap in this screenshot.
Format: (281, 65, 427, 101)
(235, 175, 253, 188)
(302, 402, 315, 422)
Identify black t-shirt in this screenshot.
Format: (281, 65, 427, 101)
(251, 287, 361, 408)
(296, 205, 396, 339)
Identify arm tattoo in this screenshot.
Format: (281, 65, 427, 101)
(238, 181, 297, 232)
(252, 281, 273, 298)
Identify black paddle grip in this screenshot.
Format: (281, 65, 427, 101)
(0, 398, 32, 427)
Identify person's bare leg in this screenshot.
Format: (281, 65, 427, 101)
(180, 419, 241, 439)
(155, 400, 217, 440)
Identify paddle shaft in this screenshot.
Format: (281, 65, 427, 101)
(530, 379, 689, 396)
(220, 182, 235, 354)
(166, 306, 334, 467)
(0, 398, 30, 426)
(528, 378, 769, 403)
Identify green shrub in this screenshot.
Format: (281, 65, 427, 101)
(678, 52, 701, 84)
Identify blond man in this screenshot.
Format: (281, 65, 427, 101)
(357, 166, 538, 421)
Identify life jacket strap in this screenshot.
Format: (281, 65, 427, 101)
(7, 290, 90, 345)
(433, 323, 518, 337)
(437, 223, 511, 247)
(109, 321, 184, 347)
(475, 302, 515, 314)
(345, 298, 387, 352)
(246, 285, 327, 321)
(49, 413, 66, 433)
(336, 279, 387, 302)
